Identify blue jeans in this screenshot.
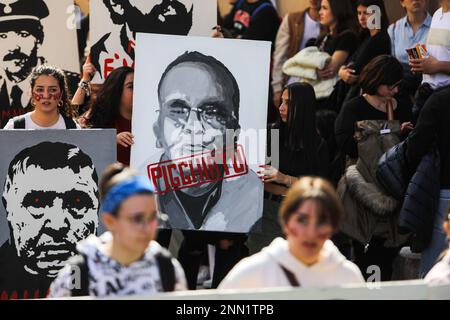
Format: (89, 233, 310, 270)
(419, 189, 450, 277)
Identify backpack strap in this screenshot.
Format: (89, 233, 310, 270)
(155, 248, 176, 292)
(62, 114, 77, 129)
(13, 116, 26, 129)
(235, 0, 273, 19)
(252, 2, 273, 19)
(68, 254, 90, 297)
(234, 0, 246, 10)
(279, 264, 301, 287)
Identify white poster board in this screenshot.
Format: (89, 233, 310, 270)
(131, 33, 270, 233)
(90, 0, 217, 83)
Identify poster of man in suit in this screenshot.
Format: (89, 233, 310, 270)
(132, 34, 270, 233)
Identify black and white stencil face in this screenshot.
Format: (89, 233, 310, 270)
(156, 59, 239, 161)
(2, 161, 99, 277)
(104, 0, 193, 35)
(0, 26, 39, 82)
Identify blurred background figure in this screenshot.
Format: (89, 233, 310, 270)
(220, 177, 364, 289)
(247, 82, 329, 254)
(48, 163, 187, 298)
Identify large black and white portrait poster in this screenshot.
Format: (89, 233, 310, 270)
(0, 130, 116, 299)
(90, 0, 217, 83)
(131, 33, 270, 233)
(0, 0, 80, 128)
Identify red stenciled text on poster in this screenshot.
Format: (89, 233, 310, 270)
(147, 144, 248, 195)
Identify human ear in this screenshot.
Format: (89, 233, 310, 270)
(281, 219, 291, 237)
(153, 109, 169, 150)
(153, 119, 163, 148)
(2, 180, 12, 219)
(444, 221, 450, 239)
(102, 213, 116, 231)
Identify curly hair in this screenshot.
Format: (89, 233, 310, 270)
(86, 66, 134, 128)
(30, 65, 77, 118)
(357, 0, 390, 38)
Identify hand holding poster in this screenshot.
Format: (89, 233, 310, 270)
(131, 34, 270, 233)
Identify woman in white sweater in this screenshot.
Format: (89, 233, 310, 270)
(425, 209, 450, 285)
(219, 177, 364, 289)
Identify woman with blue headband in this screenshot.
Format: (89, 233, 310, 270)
(48, 163, 187, 297)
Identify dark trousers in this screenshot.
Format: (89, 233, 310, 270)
(353, 236, 400, 281)
(156, 228, 172, 249)
(177, 230, 248, 289)
(331, 232, 352, 260)
(412, 83, 450, 124)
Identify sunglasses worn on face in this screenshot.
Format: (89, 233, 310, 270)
(120, 212, 158, 227)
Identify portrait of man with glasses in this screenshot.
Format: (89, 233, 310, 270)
(150, 51, 263, 232)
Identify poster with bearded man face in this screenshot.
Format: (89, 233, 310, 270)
(0, 129, 116, 300)
(90, 0, 217, 83)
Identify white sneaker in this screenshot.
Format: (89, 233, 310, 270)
(197, 265, 211, 285)
(202, 279, 212, 289)
(400, 246, 421, 260)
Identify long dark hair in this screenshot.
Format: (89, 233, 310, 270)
(30, 65, 76, 118)
(323, 0, 359, 36)
(357, 0, 389, 39)
(86, 66, 134, 128)
(279, 177, 343, 230)
(280, 83, 320, 173)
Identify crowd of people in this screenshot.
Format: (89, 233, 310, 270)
(0, 0, 449, 298)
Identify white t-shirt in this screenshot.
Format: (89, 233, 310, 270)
(300, 11, 321, 51)
(3, 112, 80, 129)
(288, 12, 321, 85)
(423, 8, 450, 89)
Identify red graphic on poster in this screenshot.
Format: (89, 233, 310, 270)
(147, 145, 249, 195)
(234, 10, 250, 28)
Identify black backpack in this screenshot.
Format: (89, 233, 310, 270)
(13, 114, 77, 129)
(69, 248, 176, 297)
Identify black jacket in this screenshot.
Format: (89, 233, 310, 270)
(400, 145, 440, 251)
(377, 140, 441, 251)
(407, 87, 450, 188)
